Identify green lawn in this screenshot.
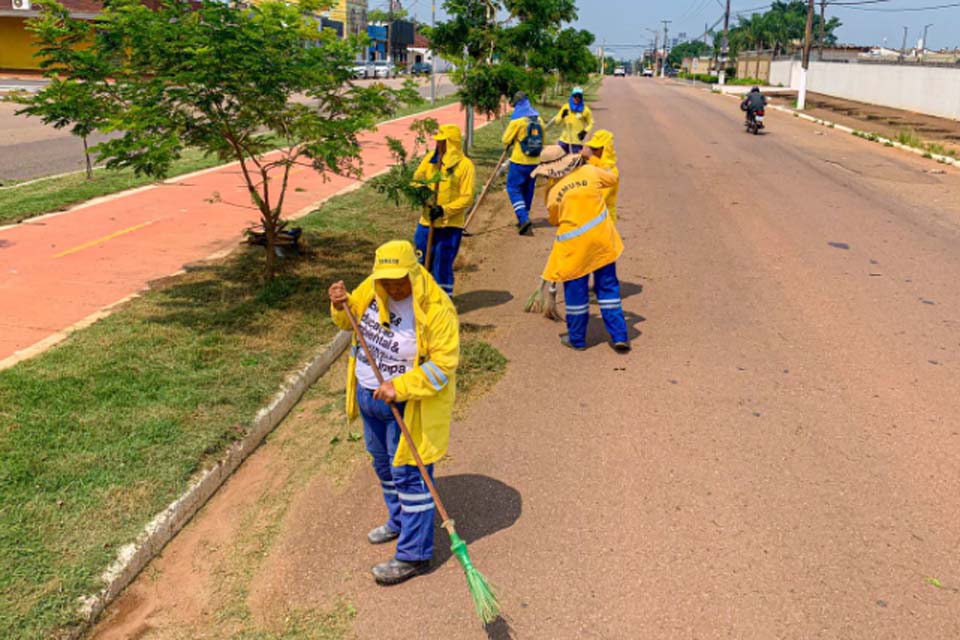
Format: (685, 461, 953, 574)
(0, 115, 509, 640)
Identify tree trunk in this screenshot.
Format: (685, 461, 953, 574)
(263, 212, 277, 281)
(82, 135, 93, 180)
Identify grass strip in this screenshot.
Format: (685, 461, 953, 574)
(0, 94, 460, 226)
(0, 113, 508, 640)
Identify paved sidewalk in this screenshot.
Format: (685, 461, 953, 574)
(0, 102, 486, 365)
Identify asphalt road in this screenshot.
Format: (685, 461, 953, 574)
(92, 77, 960, 639)
(0, 76, 457, 184)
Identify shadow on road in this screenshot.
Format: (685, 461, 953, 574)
(454, 289, 514, 315)
(484, 616, 517, 639)
(431, 474, 522, 568)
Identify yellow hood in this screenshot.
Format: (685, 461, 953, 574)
(587, 129, 618, 170)
(370, 240, 431, 329)
(434, 124, 466, 168)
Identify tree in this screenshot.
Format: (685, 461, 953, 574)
(728, 1, 840, 57)
(667, 40, 710, 68)
(91, 0, 419, 279)
(368, 8, 409, 23)
(428, 0, 593, 143)
(11, 0, 113, 179)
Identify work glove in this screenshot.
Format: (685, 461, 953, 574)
(429, 205, 445, 222)
(577, 130, 586, 142)
(561, 108, 569, 119)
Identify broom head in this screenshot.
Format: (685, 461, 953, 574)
(449, 531, 500, 624)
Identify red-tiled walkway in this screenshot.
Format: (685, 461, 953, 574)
(0, 102, 486, 363)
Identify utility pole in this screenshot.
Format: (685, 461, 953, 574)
(429, 0, 436, 103)
(387, 1, 393, 63)
(818, 0, 826, 60)
(719, 0, 731, 85)
(921, 23, 934, 63)
(899, 26, 909, 63)
(798, 0, 815, 110)
(661, 20, 671, 78)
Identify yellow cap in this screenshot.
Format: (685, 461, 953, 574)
(586, 129, 614, 149)
(433, 124, 462, 144)
(372, 240, 419, 281)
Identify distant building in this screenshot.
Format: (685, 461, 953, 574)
(0, 0, 101, 71)
(324, 0, 367, 38)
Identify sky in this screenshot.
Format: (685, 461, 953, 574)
(401, 0, 960, 53)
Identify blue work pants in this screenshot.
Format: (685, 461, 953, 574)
(414, 223, 462, 296)
(505, 162, 537, 226)
(563, 261, 629, 348)
(357, 387, 435, 562)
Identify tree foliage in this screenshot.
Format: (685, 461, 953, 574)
(86, 0, 418, 279)
(427, 0, 594, 128)
(728, 1, 841, 57)
(371, 118, 441, 211)
(668, 40, 711, 67)
(10, 0, 114, 179)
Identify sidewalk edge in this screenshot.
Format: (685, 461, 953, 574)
(71, 329, 353, 638)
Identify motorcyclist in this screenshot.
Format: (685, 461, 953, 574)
(741, 86, 767, 124)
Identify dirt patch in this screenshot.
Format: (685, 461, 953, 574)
(770, 92, 960, 156)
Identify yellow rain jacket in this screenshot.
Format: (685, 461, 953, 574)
(331, 240, 460, 467)
(413, 124, 476, 229)
(502, 117, 542, 166)
(550, 104, 595, 145)
(542, 163, 623, 283)
(586, 129, 620, 225)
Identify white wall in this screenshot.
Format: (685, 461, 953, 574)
(772, 60, 960, 121)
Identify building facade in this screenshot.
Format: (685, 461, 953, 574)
(325, 0, 366, 38)
(1, 0, 101, 71)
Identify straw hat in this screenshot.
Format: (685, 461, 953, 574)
(532, 145, 583, 179)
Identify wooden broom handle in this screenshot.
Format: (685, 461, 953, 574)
(463, 145, 511, 233)
(342, 301, 453, 527)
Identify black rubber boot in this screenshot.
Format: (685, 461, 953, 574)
(372, 558, 430, 585)
(367, 525, 400, 545)
(518, 220, 534, 236)
(612, 340, 632, 353)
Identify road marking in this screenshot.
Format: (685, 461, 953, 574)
(54, 221, 153, 258)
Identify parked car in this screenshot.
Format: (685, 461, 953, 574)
(411, 62, 432, 75)
(641, 67, 654, 77)
(664, 66, 679, 77)
(352, 63, 371, 79)
(613, 66, 626, 77)
(372, 61, 394, 79)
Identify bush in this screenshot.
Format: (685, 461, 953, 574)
(678, 71, 719, 84)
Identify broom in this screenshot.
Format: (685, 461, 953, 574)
(342, 302, 500, 624)
(463, 144, 511, 235)
(523, 278, 563, 321)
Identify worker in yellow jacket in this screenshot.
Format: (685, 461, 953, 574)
(532, 145, 630, 352)
(501, 91, 544, 236)
(328, 240, 460, 585)
(584, 129, 620, 225)
(549, 86, 594, 153)
(412, 124, 476, 296)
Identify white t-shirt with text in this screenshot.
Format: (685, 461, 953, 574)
(355, 296, 418, 391)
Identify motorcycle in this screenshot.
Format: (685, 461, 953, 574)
(745, 108, 765, 135)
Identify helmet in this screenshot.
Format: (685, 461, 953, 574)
(750, 86, 760, 93)
(571, 86, 584, 96)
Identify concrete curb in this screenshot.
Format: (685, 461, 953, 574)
(72, 329, 353, 637)
(706, 85, 960, 169)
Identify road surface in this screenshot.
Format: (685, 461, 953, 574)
(92, 77, 960, 639)
(0, 76, 457, 183)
